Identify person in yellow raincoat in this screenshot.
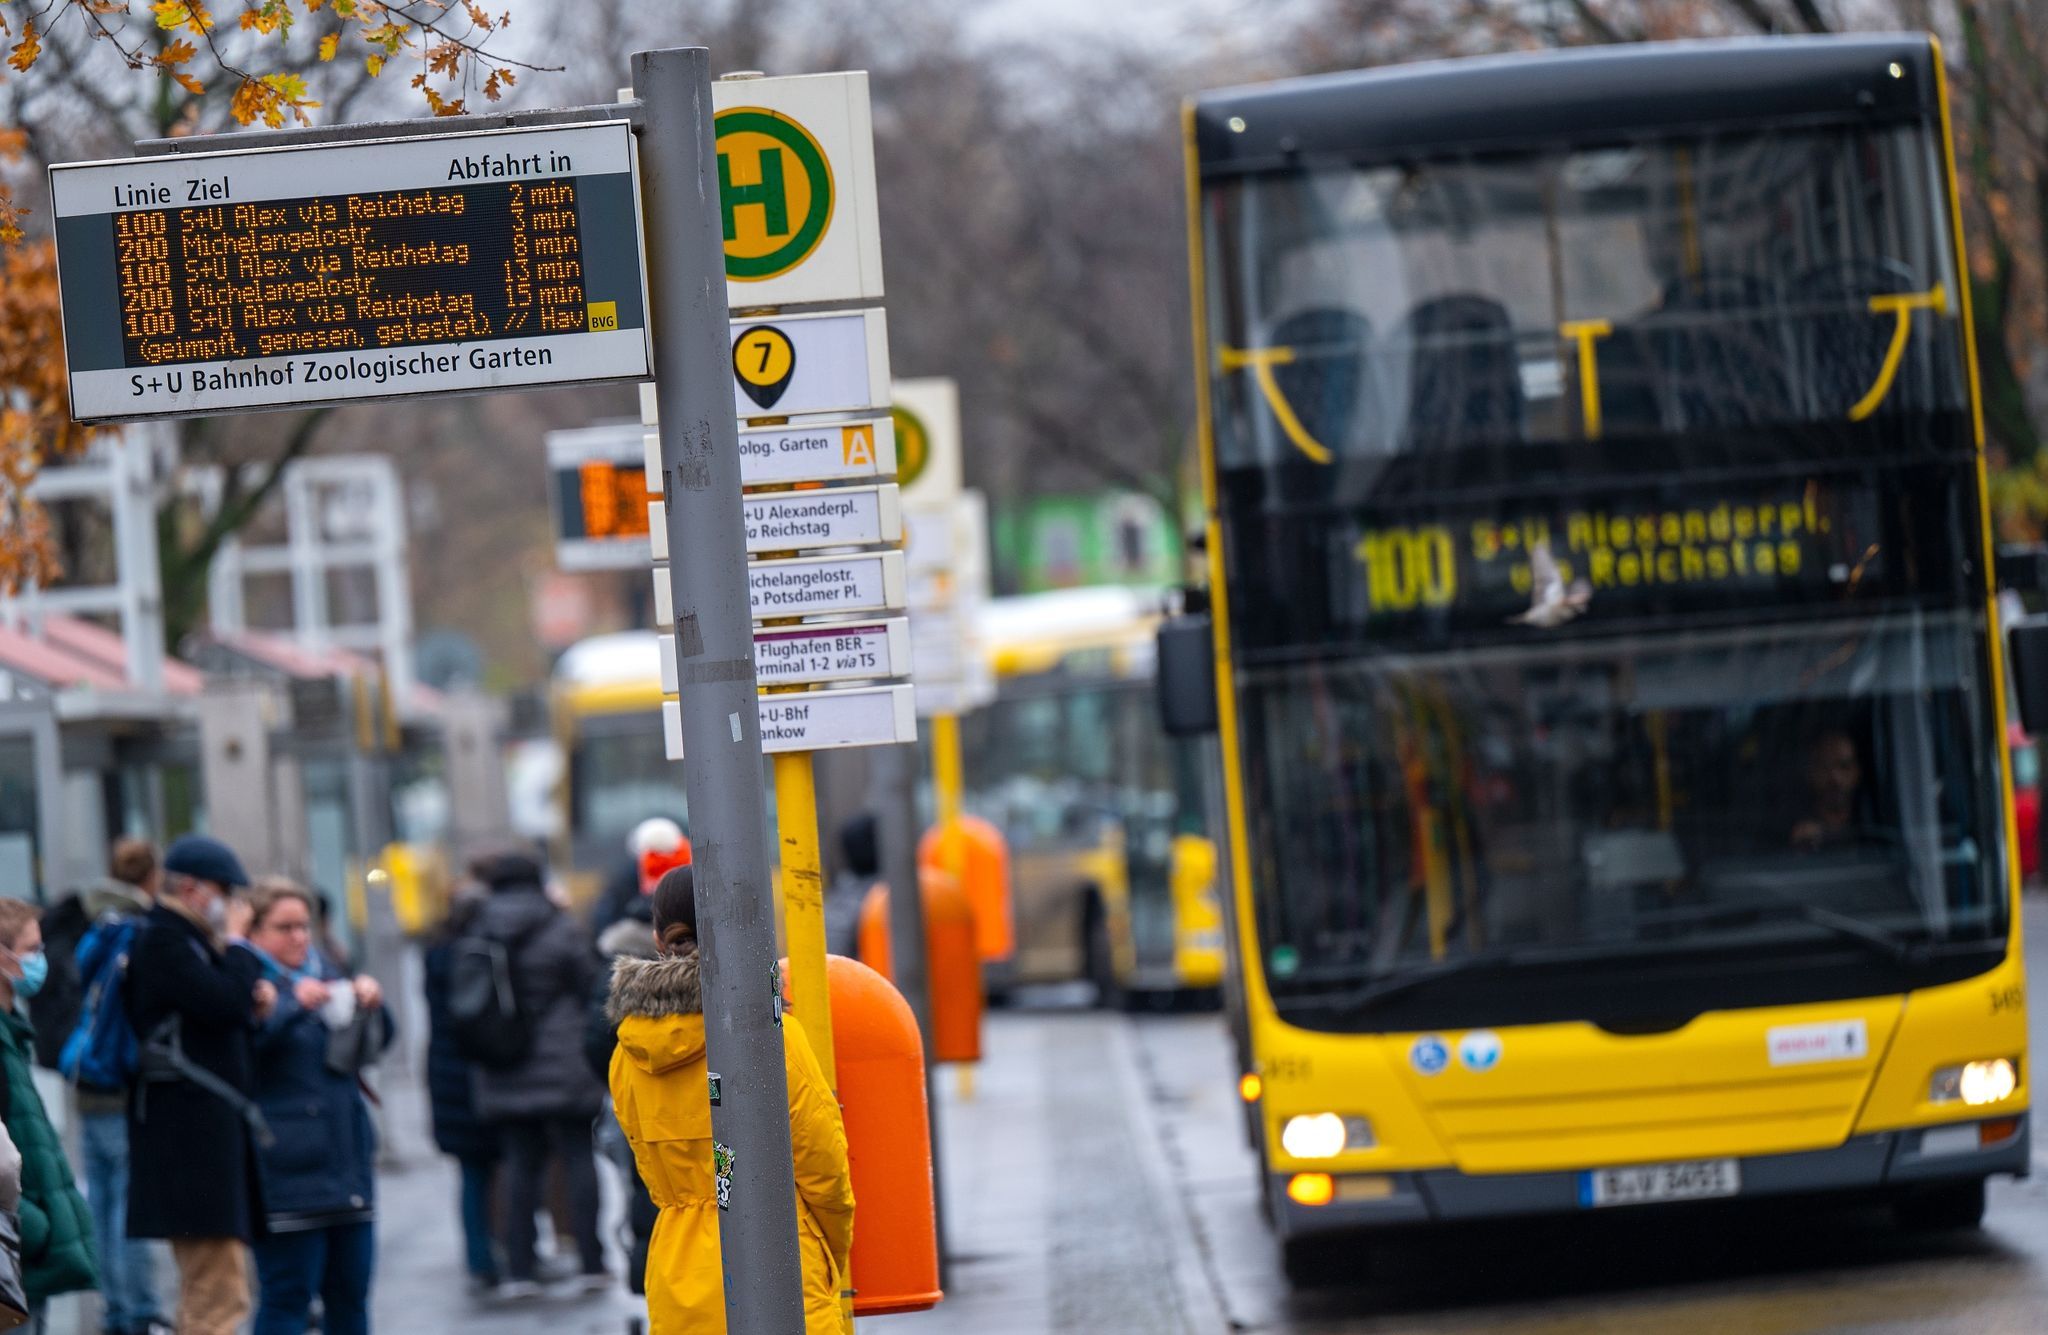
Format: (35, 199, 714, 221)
(607, 866, 854, 1333)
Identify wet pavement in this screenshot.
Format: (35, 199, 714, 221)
(376, 897, 2048, 1333)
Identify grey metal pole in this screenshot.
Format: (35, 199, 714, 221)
(875, 740, 949, 1279)
(633, 45, 807, 1333)
(876, 742, 932, 1036)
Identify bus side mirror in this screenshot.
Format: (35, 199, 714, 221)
(1157, 613, 1219, 738)
(2008, 619, 2048, 735)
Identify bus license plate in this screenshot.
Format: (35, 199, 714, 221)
(1583, 1158, 1740, 1207)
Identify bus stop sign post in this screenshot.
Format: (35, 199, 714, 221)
(634, 45, 808, 1333)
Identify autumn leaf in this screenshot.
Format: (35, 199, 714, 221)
(426, 39, 462, 78)
(364, 53, 382, 77)
(158, 38, 198, 66)
(173, 72, 206, 96)
(318, 33, 338, 61)
(152, 1, 215, 33)
(6, 20, 39, 74)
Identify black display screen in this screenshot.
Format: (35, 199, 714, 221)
(109, 179, 602, 367)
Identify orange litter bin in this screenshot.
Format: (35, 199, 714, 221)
(857, 870, 985, 1064)
(918, 814, 1013, 963)
(783, 954, 942, 1316)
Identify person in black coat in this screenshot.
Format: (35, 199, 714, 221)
(420, 888, 501, 1296)
(467, 851, 606, 1295)
(125, 835, 272, 1335)
(582, 895, 659, 1298)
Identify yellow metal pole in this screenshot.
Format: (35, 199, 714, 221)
(930, 713, 976, 1098)
(773, 751, 837, 1087)
(933, 712, 965, 874)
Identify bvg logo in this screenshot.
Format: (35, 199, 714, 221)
(715, 107, 835, 283)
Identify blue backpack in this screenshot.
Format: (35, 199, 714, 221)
(59, 913, 144, 1092)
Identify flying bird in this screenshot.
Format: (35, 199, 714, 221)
(1509, 541, 1591, 628)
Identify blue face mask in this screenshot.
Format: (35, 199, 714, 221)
(13, 950, 47, 1000)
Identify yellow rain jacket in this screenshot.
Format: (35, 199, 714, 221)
(607, 950, 854, 1334)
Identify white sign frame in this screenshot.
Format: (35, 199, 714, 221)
(711, 71, 885, 308)
(742, 483, 901, 553)
(730, 309, 890, 419)
(52, 121, 650, 422)
(664, 682, 917, 758)
(892, 376, 963, 510)
(652, 550, 908, 625)
(659, 618, 913, 691)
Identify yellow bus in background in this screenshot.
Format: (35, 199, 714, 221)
(966, 587, 1225, 1004)
(1172, 35, 2030, 1282)
(549, 632, 683, 907)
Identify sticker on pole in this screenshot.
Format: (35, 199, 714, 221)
(713, 1141, 734, 1211)
(50, 121, 649, 423)
(728, 310, 889, 420)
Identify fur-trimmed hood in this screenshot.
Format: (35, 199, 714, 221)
(608, 952, 705, 1078)
(606, 950, 701, 1024)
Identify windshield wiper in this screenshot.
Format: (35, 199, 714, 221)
(1688, 899, 1927, 968)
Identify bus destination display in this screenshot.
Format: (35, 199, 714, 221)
(51, 122, 648, 422)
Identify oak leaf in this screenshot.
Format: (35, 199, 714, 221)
(6, 20, 39, 74)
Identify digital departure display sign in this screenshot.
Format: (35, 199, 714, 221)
(1223, 466, 1983, 656)
(51, 122, 648, 422)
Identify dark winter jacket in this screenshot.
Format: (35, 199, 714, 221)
(252, 962, 394, 1231)
(422, 912, 497, 1162)
(470, 875, 603, 1122)
(125, 902, 267, 1242)
(587, 854, 643, 940)
(584, 908, 660, 1295)
(35, 879, 154, 1103)
(583, 908, 657, 1081)
(0, 1009, 97, 1301)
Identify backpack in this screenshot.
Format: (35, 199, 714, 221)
(446, 917, 547, 1070)
(58, 913, 145, 1092)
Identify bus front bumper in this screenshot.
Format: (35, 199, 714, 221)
(1273, 1114, 2028, 1239)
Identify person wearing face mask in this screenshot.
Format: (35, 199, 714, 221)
(0, 898, 98, 1328)
(124, 835, 275, 1335)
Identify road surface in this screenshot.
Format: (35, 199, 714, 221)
(376, 896, 2048, 1333)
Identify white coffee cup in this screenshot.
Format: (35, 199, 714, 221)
(320, 981, 357, 1029)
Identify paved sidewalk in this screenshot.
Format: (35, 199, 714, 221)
(371, 1058, 641, 1333)
(371, 997, 1222, 1334)
(866, 1004, 1221, 1335)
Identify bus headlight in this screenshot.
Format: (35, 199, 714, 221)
(1930, 1058, 2019, 1106)
(1279, 1113, 1374, 1158)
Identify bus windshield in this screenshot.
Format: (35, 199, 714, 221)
(1240, 613, 2008, 1021)
(571, 718, 688, 858)
(1201, 117, 2005, 1030)
(1205, 123, 1966, 466)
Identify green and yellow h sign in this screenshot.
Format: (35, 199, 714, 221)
(719, 143, 789, 241)
(714, 107, 836, 283)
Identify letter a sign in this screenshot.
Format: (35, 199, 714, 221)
(712, 73, 885, 308)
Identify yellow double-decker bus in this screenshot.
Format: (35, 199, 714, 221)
(1167, 34, 2031, 1280)
(965, 587, 1225, 1004)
